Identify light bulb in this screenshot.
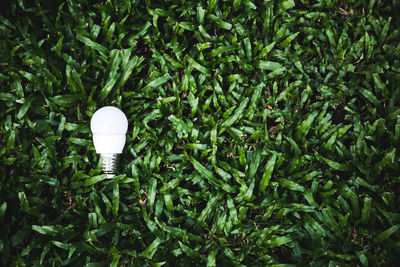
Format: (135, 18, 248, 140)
(90, 106, 128, 177)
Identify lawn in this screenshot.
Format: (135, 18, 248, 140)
(1, 0, 400, 266)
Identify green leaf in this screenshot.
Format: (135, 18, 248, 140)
(210, 46, 235, 57)
(146, 73, 171, 88)
(277, 0, 295, 14)
(296, 111, 318, 139)
(248, 148, 261, 179)
(361, 197, 372, 225)
(40, 243, 51, 265)
(267, 67, 286, 78)
(110, 254, 121, 267)
(222, 97, 249, 127)
(84, 174, 109, 186)
(178, 241, 200, 258)
(17, 97, 33, 119)
(186, 56, 209, 74)
(206, 248, 218, 267)
(120, 56, 142, 87)
(198, 193, 223, 223)
(280, 32, 299, 47)
(207, 14, 232, 30)
(190, 157, 219, 187)
(76, 33, 108, 55)
(359, 88, 380, 106)
(278, 178, 305, 192)
(259, 154, 277, 192)
(0, 202, 7, 221)
(0, 92, 16, 102)
(141, 237, 164, 259)
(257, 61, 283, 71)
(265, 236, 292, 247)
(112, 182, 119, 217)
(32, 225, 74, 237)
(50, 94, 84, 107)
(100, 77, 118, 101)
(148, 177, 157, 208)
(320, 155, 351, 171)
(356, 251, 369, 266)
(373, 224, 400, 244)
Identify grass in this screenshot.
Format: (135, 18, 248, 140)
(1, 0, 400, 266)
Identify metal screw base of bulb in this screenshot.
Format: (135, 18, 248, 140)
(100, 153, 119, 178)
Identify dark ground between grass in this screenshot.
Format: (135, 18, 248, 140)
(1, 0, 400, 266)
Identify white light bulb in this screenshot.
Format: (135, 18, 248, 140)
(90, 106, 128, 176)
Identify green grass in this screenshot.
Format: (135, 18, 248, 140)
(1, 0, 400, 266)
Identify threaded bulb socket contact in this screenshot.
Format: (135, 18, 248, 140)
(100, 153, 119, 178)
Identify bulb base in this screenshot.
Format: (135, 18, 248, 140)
(100, 153, 119, 178)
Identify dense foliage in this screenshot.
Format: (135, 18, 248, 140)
(1, 0, 400, 265)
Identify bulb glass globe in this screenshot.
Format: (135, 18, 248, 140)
(90, 106, 128, 154)
(90, 106, 128, 176)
